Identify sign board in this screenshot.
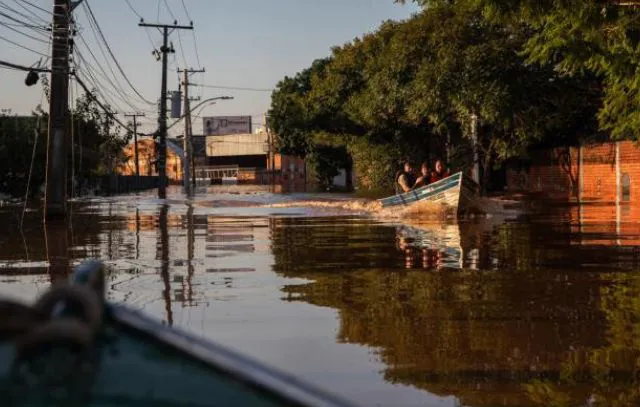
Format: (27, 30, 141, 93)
(203, 116, 252, 136)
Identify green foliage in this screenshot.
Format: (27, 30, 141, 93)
(270, 1, 602, 191)
(347, 138, 400, 193)
(306, 145, 351, 191)
(401, 0, 640, 140)
(0, 113, 46, 198)
(0, 90, 128, 198)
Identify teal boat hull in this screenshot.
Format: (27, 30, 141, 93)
(0, 261, 356, 407)
(378, 172, 480, 214)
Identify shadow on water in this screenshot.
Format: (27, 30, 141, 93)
(0, 189, 639, 406)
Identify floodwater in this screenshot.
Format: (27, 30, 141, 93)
(1, 186, 639, 407)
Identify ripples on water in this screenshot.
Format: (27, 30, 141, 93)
(1, 186, 639, 407)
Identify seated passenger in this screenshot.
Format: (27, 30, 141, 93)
(429, 159, 449, 183)
(396, 161, 417, 194)
(412, 162, 430, 189)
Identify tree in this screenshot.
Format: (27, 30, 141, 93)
(270, 3, 602, 192)
(0, 90, 129, 198)
(399, 0, 640, 140)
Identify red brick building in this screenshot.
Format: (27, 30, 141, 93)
(507, 141, 640, 203)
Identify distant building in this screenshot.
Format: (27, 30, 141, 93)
(118, 138, 183, 183)
(205, 132, 269, 168)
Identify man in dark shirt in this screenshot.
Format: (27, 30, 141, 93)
(396, 162, 417, 194)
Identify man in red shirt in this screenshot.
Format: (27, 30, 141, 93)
(429, 159, 449, 183)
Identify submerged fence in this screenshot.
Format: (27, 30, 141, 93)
(94, 175, 162, 196)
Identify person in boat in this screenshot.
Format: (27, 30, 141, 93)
(429, 159, 450, 183)
(395, 161, 417, 194)
(412, 162, 430, 189)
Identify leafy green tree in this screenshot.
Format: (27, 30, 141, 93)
(0, 89, 129, 198)
(271, 2, 602, 192)
(399, 0, 640, 140)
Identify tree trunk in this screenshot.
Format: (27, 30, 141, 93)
(480, 138, 496, 197)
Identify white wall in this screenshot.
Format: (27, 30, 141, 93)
(206, 133, 268, 157)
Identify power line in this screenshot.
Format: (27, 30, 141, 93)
(76, 61, 153, 115)
(122, 0, 157, 49)
(177, 30, 188, 67)
(180, 0, 192, 21)
(0, 20, 49, 44)
(75, 75, 130, 129)
(0, 32, 48, 57)
(0, 8, 39, 27)
(82, 2, 154, 105)
(0, 2, 46, 26)
(74, 34, 150, 113)
(10, 0, 50, 24)
(0, 57, 49, 72)
(0, 21, 46, 28)
(162, 0, 176, 20)
(191, 83, 274, 92)
(14, 0, 51, 16)
(180, 0, 202, 70)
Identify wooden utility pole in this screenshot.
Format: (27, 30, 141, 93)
(45, 0, 72, 219)
(178, 68, 205, 196)
(265, 114, 276, 191)
(140, 21, 193, 199)
(125, 112, 145, 177)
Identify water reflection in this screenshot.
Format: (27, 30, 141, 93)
(270, 211, 640, 407)
(0, 195, 639, 406)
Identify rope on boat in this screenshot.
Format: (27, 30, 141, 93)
(0, 261, 107, 406)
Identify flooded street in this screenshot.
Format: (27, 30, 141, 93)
(1, 186, 639, 407)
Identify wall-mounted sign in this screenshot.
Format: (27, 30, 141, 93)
(203, 116, 252, 136)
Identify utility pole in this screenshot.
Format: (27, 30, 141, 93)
(45, 0, 72, 219)
(178, 68, 205, 196)
(265, 114, 275, 191)
(125, 113, 145, 177)
(140, 21, 193, 199)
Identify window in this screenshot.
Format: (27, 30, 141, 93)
(622, 173, 631, 202)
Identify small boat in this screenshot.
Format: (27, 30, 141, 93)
(0, 261, 356, 407)
(378, 172, 480, 215)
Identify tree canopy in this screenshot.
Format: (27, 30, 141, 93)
(399, 0, 640, 140)
(0, 90, 129, 198)
(269, 2, 601, 191)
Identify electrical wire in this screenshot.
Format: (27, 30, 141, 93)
(9, 0, 49, 24)
(163, 0, 176, 20)
(0, 8, 40, 27)
(0, 2, 46, 27)
(14, 0, 50, 16)
(75, 75, 130, 129)
(191, 83, 274, 92)
(74, 37, 154, 114)
(0, 20, 49, 43)
(82, 2, 154, 105)
(122, 0, 158, 50)
(0, 32, 48, 57)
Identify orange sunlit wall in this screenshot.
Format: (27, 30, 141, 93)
(118, 139, 183, 182)
(507, 141, 640, 203)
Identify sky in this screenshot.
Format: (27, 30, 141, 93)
(0, 0, 419, 135)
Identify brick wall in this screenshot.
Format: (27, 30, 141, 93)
(508, 147, 579, 200)
(582, 144, 616, 201)
(507, 141, 640, 203)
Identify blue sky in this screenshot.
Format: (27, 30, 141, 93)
(0, 0, 418, 134)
